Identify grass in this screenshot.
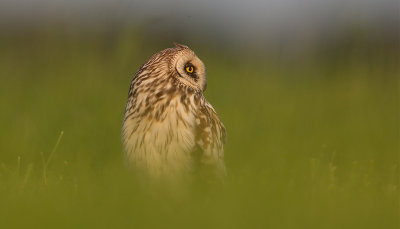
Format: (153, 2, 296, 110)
(0, 27, 398, 229)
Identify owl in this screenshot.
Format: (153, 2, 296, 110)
(122, 43, 226, 179)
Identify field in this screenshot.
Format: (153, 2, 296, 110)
(0, 27, 398, 228)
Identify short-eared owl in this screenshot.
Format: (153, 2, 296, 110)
(122, 43, 226, 179)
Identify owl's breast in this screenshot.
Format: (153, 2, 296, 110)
(122, 93, 198, 176)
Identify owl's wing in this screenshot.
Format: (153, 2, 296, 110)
(195, 99, 226, 175)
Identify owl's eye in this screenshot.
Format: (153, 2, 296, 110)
(185, 64, 194, 74)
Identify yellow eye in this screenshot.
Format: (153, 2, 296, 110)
(185, 66, 194, 73)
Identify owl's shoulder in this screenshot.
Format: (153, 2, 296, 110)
(195, 97, 226, 156)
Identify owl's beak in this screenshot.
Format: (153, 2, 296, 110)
(203, 80, 207, 92)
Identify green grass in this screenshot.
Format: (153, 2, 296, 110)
(0, 28, 398, 229)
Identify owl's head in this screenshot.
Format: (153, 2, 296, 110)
(169, 43, 207, 92)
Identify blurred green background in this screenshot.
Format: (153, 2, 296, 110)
(0, 0, 399, 228)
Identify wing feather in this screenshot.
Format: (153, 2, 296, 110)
(195, 98, 226, 175)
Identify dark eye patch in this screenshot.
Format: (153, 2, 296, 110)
(184, 63, 198, 81)
(184, 63, 195, 74)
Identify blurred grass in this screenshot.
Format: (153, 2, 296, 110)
(0, 27, 398, 229)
